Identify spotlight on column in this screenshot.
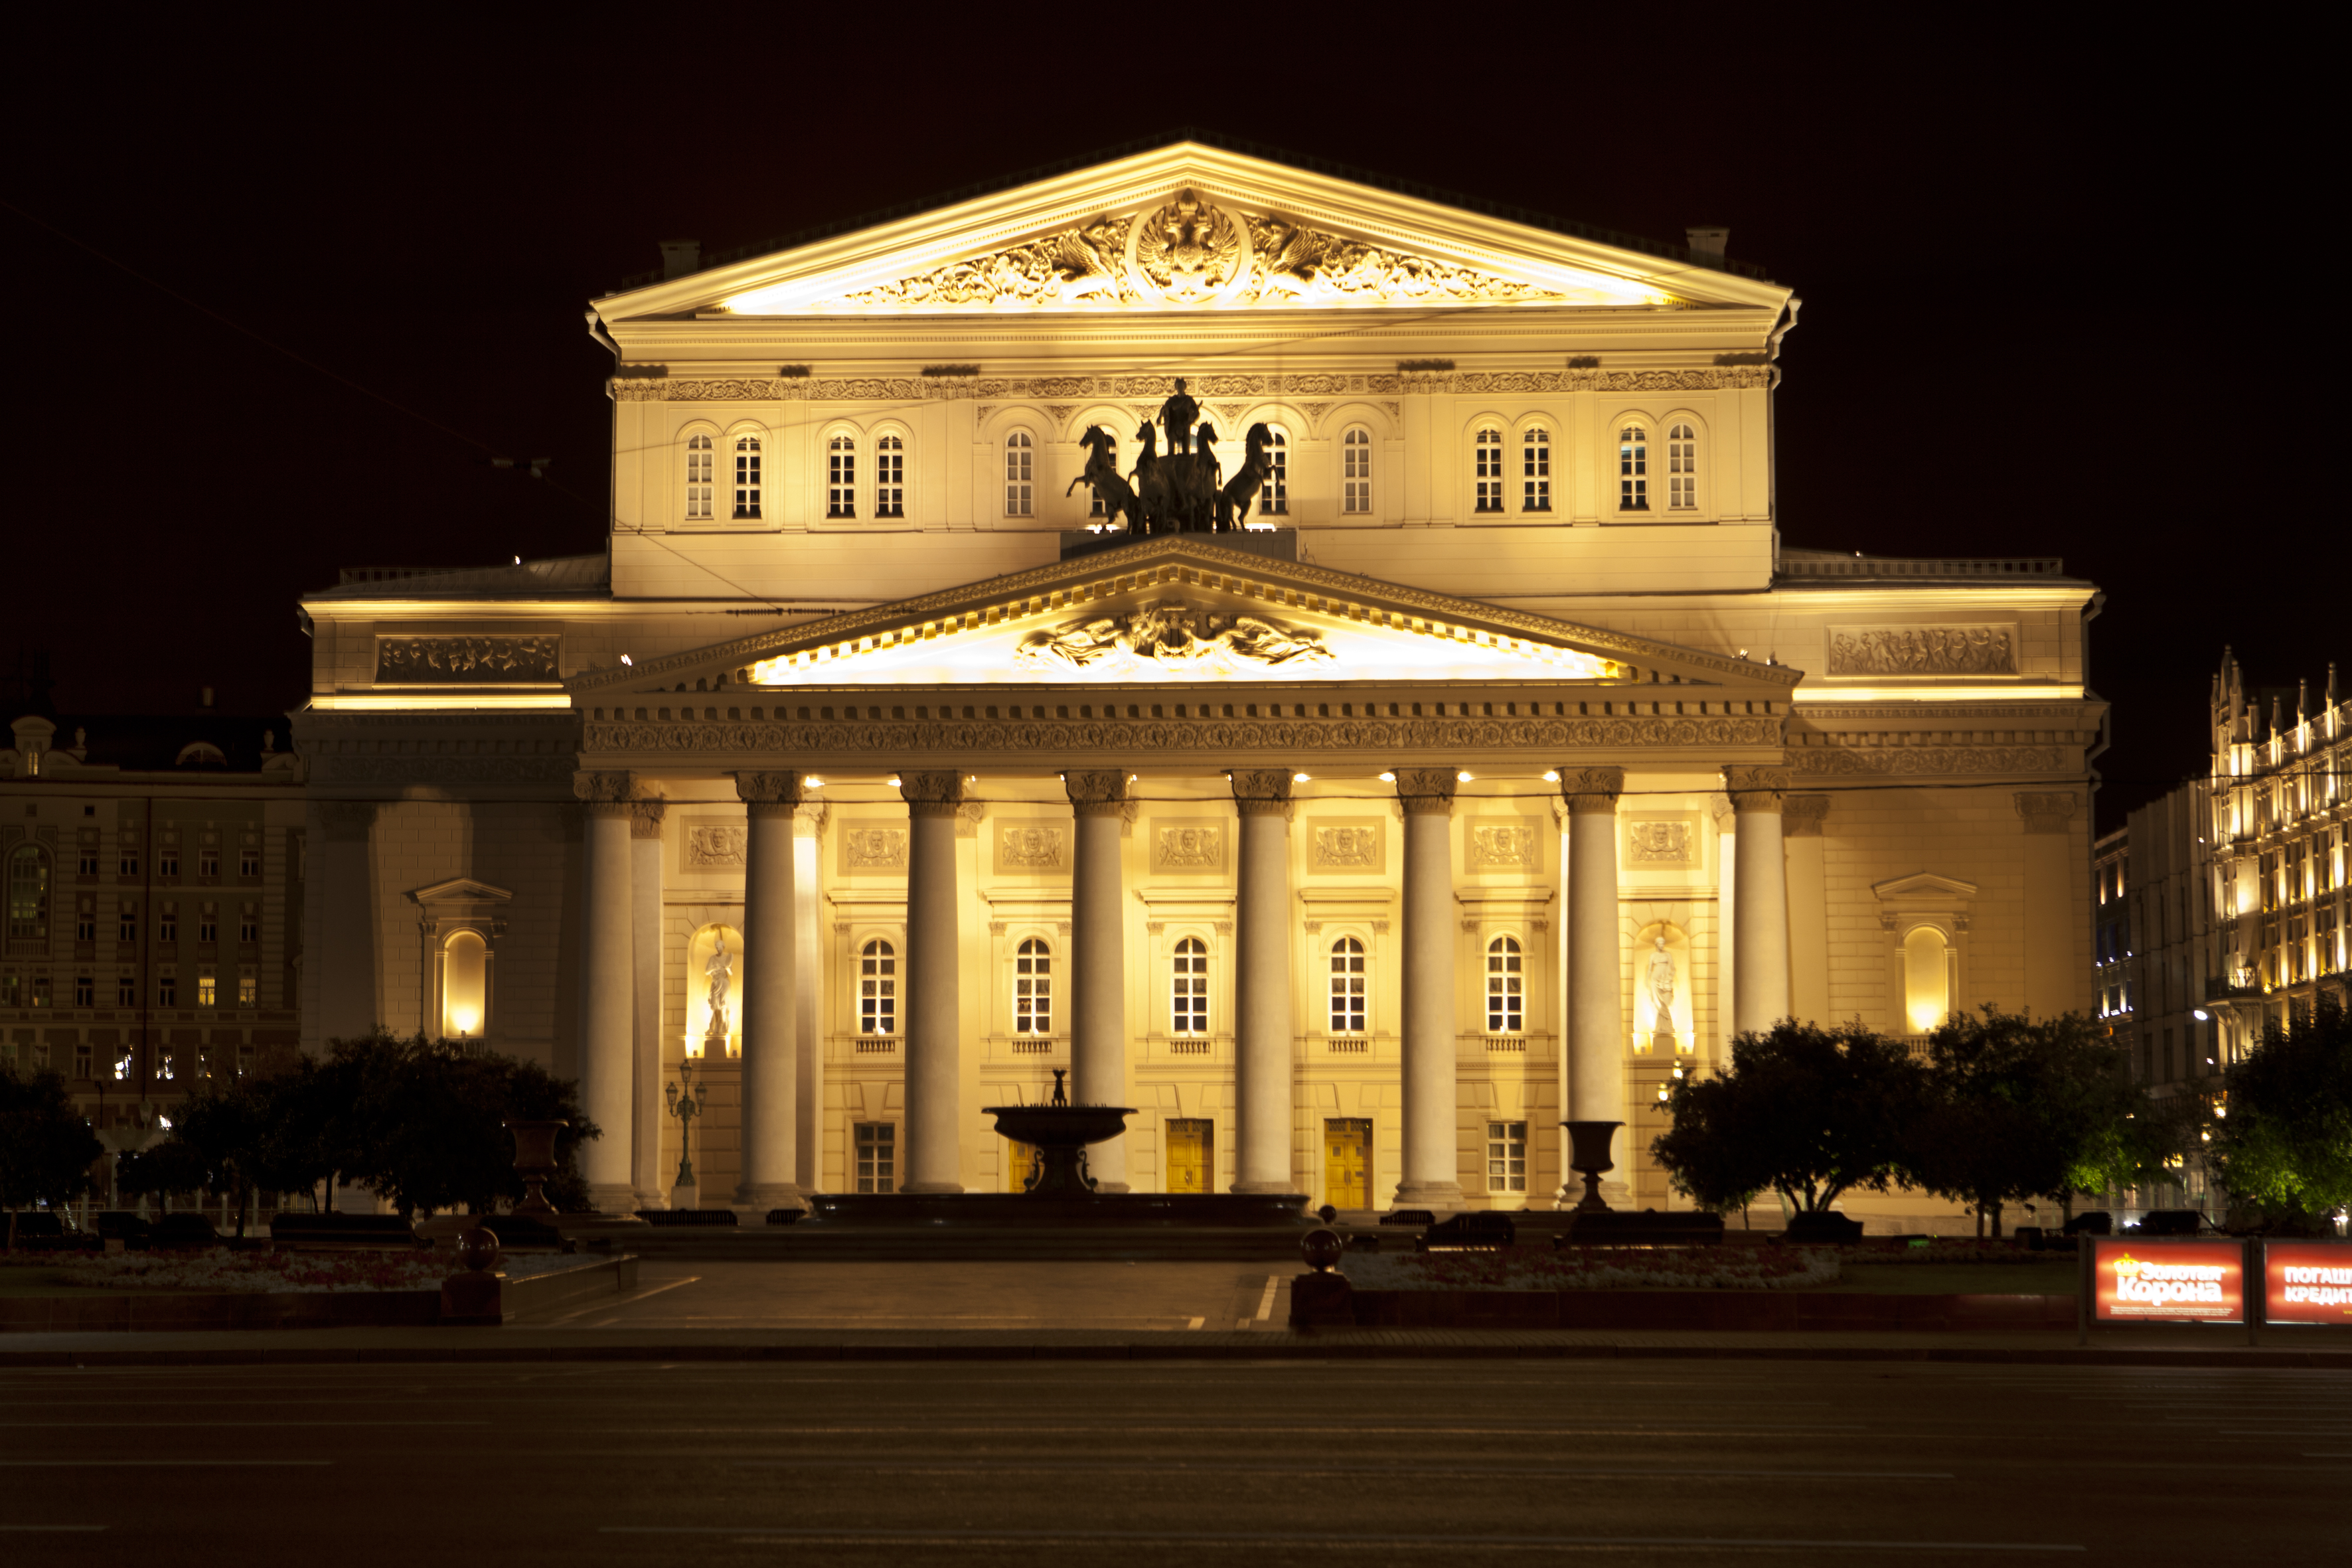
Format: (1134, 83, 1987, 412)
(2192, 1008, 2210, 1020)
(1378, 771, 1395, 783)
(805, 777, 825, 789)
(888, 775, 902, 787)
(1541, 769, 1560, 782)
(621, 654, 633, 666)
(1293, 772, 1310, 783)
(1457, 771, 1474, 783)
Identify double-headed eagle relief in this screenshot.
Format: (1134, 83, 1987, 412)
(1013, 599, 1334, 679)
(823, 191, 1567, 313)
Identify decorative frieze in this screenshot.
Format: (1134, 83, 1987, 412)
(374, 635, 560, 684)
(994, 823, 1069, 872)
(1827, 625, 2018, 678)
(680, 821, 746, 870)
(1788, 746, 2066, 777)
(608, 365, 1769, 404)
(1152, 821, 1227, 873)
(839, 826, 909, 873)
(1310, 820, 1383, 870)
(1466, 821, 1541, 868)
(1626, 817, 1697, 863)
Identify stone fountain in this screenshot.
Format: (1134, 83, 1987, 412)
(982, 1070, 1133, 1196)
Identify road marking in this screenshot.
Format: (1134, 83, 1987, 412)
(1255, 1276, 1278, 1320)
(540, 1275, 701, 1326)
(731, 1460, 1954, 1480)
(599, 1526, 2081, 1552)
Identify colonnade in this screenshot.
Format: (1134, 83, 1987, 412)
(572, 761, 1796, 1211)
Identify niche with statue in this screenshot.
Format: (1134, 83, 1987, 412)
(1629, 921, 1695, 1054)
(686, 923, 745, 1058)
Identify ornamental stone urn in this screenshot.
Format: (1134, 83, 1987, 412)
(1561, 1120, 1623, 1214)
(505, 1119, 567, 1214)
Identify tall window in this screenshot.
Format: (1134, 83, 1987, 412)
(1342, 427, 1372, 512)
(685, 433, 714, 520)
(875, 433, 904, 519)
(860, 938, 897, 1035)
(855, 1122, 896, 1194)
(1005, 431, 1034, 516)
(1485, 935, 1523, 1032)
(117, 975, 136, 1006)
(827, 435, 857, 519)
(1328, 936, 1366, 1034)
(1473, 426, 1505, 512)
(7, 845, 50, 941)
(1487, 1121, 1528, 1193)
(1014, 937, 1052, 1036)
(1171, 937, 1208, 1036)
(1668, 422, 1697, 510)
(75, 898, 95, 942)
(1261, 426, 1288, 515)
(732, 435, 762, 519)
(1618, 424, 1649, 510)
(118, 902, 137, 943)
(198, 846, 220, 879)
(240, 903, 259, 943)
(158, 902, 177, 943)
(196, 968, 217, 1008)
(74, 973, 93, 1007)
(239, 843, 260, 878)
(1522, 427, 1551, 512)
(238, 971, 258, 1006)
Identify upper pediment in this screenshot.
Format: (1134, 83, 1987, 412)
(597, 141, 1790, 322)
(570, 536, 1801, 697)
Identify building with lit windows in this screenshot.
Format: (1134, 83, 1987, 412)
(288, 139, 2101, 1223)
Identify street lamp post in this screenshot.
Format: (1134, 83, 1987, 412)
(665, 1059, 703, 1210)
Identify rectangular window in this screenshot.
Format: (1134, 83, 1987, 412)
(118, 903, 137, 943)
(1487, 1121, 1528, 1194)
(1, 973, 17, 1007)
(240, 846, 260, 879)
(74, 1042, 92, 1078)
(240, 903, 259, 943)
(198, 847, 220, 879)
(1014, 941, 1052, 1036)
(854, 1122, 896, 1194)
(1328, 939, 1366, 1035)
(119, 849, 139, 877)
(159, 975, 177, 1008)
(78, 842, 100, 877)
(859, 943, 896, 1036)
(198, 904, 218, 944)
(733, 437, 762, 519)
(1261, 433, 1287, 515)
(117, 975, 136, 1006)
(1521, 429, 1551, 512)
(113, 1044, 134, 1081)
(76, 900, 96, 942)
(159, 845, 179, 879)
(1474, 429, 1505, 512)
(74, 973, 93, 1007)
(196, 969, 217, 1008)
(827, 439, 856, 519)
(30, 975, 49, 1008)
(1005, 434, 1033, 517)
(1171, 940, 1209, 1036)
(158, 903, 177, 943)
(238, 970, 258, 1006)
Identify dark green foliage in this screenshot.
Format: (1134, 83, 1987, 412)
(1651, 1020, 1930, 1214)
(0, 1063, 105, 1249)
(116, 1136, 213, 1204)
(2209, 997, 2352, 1226)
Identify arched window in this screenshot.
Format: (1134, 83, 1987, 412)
(1473, 426, 1505, 512)
(1328, 936, 1366, 1034)
(859, 938, 896, 1035)
(1485, 935, 1523, 1032)
(1522, 426, 1551, 512)
(1014, 937, 1052, 1036)
(684, 433, 713, 520)
(1342, 426, 1372, 513)
(1261, 426, 1289, 516)
(1171, 937, 1208, 1036)
(7, 844, 50, 941)
(1668, 422, 1697, 510)
(1618, 424, 1649, 511)
(875, 433, 905, 519)
(1903, 927, 1950, 1035)
(1004, 431, 1034, 516)
(732, 435, 762, 519)
(443, 930, 487, 1039)
(827, 435, 856, 519)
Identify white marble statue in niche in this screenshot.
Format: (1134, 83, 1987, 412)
(704, 932, 734, 1046)
(1645, 935, 1678, 1051)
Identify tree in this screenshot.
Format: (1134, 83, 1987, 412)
(2208, 996, 2352, 1229)
(116, 1136, 212, 1210)
(1652, 1020, 1930, 1215)
(1909, 1008, 2149, 1237)
(0, 1064, 104, 1250)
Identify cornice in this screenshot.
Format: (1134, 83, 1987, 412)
(609, 366, 1769, 404)
(1786, 745, 2078, 778)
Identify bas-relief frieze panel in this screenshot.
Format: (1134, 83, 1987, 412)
(1151, 821, 1227, 874)
(611, 366, 1770, 403)
(1786, 746, 2065, 777)
(374, 636, 561, 683)
(1626, 815, 1700, 868)
(1465, 821, 1542, 870)
(838, 826, 908, 875)
(1016, 603, 1331, 678)
(679, 821, 746, 872)
(994, 822, 1069, 874)
(1309, 819, 1383, 873)
(1826, 625, 2018, 678)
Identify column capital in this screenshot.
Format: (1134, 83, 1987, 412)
(2013, 790, 2080, 834)
(900, 770, 966, 819)
(1065, 769, 1131, 817)
(574, 769, 643, 816)
(1557, 766, 1625, 815)
(1783, 793, 1831, 837)
(627, 800, 666, 839)
(1229, 767, 1294, 817)
(1393, 767, 1456, 816)
(1723, 765, 1790, 813)
(734, 770, 809, 817)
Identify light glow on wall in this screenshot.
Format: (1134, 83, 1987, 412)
(443, 930, 487, 1039)
(1903, 926, 1951, 1034)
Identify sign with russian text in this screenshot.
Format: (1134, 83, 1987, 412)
(2264, 1243, 2352, 1326)
(2088, 1239, 2244, 1324)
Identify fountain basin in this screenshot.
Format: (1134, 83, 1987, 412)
(982, 1101, 1135, 1196)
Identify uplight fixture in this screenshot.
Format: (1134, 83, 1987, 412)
(888, 775, 902, 787)
(2192, 1008, 2210, 1020)
(1293, 772, 1310, 783)
(1378, 771, 1396, 783)
(1457, 771, 1474, 783)
(805, 777, 825, 789)
(1541, 769, 1561, 783)
(621, 654, 633, 666)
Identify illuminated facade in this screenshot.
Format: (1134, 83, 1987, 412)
(293, 142, 2101, 1222)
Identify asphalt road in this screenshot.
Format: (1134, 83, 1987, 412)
(1, 1359, 2340, 1563)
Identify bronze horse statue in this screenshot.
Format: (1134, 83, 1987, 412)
(1128, 421, 1222, 534)
(1215, 423, 1275, 530)
(1066, 425, 1142, 531)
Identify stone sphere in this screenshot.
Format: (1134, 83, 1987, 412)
(1300, 1227, 1344, 1273)
(456, 1226, 503, 1273)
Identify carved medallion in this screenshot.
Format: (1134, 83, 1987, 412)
(1133, 191, 1245, 303)
(1626, 821, 1694, 866)
(840, 826, 909, 873)
(1152, 822, 1226, 873)
(682, 823, 746, 870)
(995, 823, 1068, 872)
(1466, 823, 1539, 869)
(1312, 823, 1383, 870)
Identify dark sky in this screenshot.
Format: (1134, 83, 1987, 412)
(1, 13, 2329, 831)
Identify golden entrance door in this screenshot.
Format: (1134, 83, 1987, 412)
(1324, 1118, 1372, 1210)
(1166, 1119, 1212, 1194)
(1006, 1140, 1042, 1193)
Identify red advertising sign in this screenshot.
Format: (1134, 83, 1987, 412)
(2264, 1243, 2352, 1327)
(2088, 1239, 2244, 1324)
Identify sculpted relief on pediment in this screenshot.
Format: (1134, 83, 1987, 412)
(1013, 601, 1334, 679)
(813, 191, 1575, 313)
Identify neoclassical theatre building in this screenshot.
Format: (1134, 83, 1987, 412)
(293, 142, 2101, 1219)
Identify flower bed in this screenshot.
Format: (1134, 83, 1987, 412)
(1843, 1239, 2077, 1267)
(0, 1249, 449, 1294)
(1343, 1244, 1840, 1293)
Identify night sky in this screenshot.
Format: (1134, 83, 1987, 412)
(1, 15, 2326, 830)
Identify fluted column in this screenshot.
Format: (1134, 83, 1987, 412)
(1726, 765, 1792, 1032)
(574, 771, 639, 1212)
(734, 771, 806, 1210)
(628, 800, 667, 1210)
(901, 771, 966, 1194)
(1065, 769, 1131, 1192)
(1395, 768, 1463, 1210)
(1231, 769, 1296, 1194)
(307, 801, 378, 1051)
(793, 804, 825, 1193)
(1561, 767, 1626, 1188)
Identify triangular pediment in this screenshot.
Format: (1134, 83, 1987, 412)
(597, 141, 1789, 321)
(407, 877, 514, 906)
(570, 537, 1799, 698)
(1872, 872, 1980, 903)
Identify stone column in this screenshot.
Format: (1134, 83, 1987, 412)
(574, 771, 639, 1212)
(1709, 793, 1737, 1056)
(1725, 765, 1792, 1032)
(1394, 769, 1463, 1210)
(1231, 769, 1296, 1194)
(735, 772, 806, 1211)
(793, 803, 825, 1193)
(1561, 768, 1627, 1190)
(628, 800, 667, 1210)
(307, 801, 378, 1050)
(1782, 794, 1831, 1027)
(901, 771, 966, 1194)
(1065, 769, 1131, 1192)
(2016, 791, 2083, 1019)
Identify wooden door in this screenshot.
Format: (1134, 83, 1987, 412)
(1006, 1140, 1042, 1193)
(1166, 1119, 1212, 1194)
(1324, 1118, 1372, 1210)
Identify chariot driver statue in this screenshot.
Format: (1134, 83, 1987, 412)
(1157, 377, 1200, 454)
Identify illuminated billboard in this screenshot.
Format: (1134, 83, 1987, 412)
(2087, 1239, 2245, 1325)
(2263, 1243, 2352, 1328)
